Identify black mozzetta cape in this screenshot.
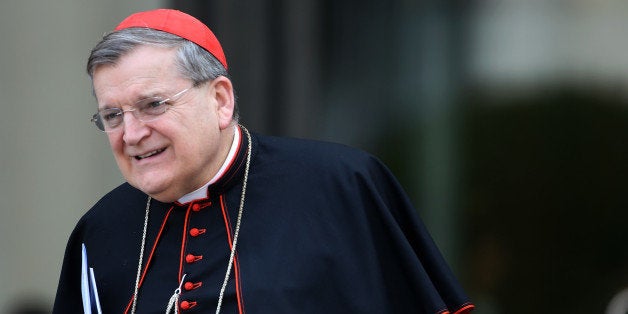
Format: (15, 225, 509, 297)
(53, 127, 474, 314)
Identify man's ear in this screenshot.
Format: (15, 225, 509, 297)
(209, 76, 235, 130)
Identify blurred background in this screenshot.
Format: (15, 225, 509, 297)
(1, 0, 627, 313)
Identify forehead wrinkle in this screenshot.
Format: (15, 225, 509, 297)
(95, 76, 170, 109)
(93, 46, 178, 108)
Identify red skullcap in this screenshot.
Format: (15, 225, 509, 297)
(115, 9, 228, 69)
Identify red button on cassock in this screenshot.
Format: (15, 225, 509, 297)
(184, 281, 202, 291)
(185, 254, 202, 263)
(180, 300, 197, 310)
(189, 228, 206, 237)
(191, 204, 201, 212)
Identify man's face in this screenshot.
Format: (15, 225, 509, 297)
(92, 45, 234, 202)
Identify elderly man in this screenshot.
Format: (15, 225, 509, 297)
(53, 9, 474, 314)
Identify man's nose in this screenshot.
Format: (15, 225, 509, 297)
(122, 112, 150, 145)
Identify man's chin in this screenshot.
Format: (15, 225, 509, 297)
(129, 180, 174, 202)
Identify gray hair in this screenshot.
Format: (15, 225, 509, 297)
(87, 28, 238, 121)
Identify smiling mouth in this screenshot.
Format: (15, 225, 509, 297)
(135, 148, 166, 160)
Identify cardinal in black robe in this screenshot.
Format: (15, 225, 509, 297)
(54, 126, 474, 313)
(54, 8, 474, 314)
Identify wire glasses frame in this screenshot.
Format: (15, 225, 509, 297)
(91, 87, 191, 132)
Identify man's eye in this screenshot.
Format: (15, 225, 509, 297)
(139, 99, 168, 113)
(147, 100, 165, 108)
(103, 111, 122, 121)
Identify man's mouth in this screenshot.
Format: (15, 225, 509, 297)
(134, 148, 166, 160)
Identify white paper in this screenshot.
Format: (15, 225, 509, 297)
(81, 244, 92, 314)
(81, 243, 102, 314)
(89, 267, 103, 314)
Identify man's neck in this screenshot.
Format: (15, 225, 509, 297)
(177, 125, 240, 204)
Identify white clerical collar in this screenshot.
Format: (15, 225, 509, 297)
(177, 126, 240, 204)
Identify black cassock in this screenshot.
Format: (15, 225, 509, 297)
(53, 127, 474, 314)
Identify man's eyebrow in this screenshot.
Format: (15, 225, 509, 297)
(97, 90, 167, 109)
(134, 90, 162, 100)
(97, 101, 117, 110)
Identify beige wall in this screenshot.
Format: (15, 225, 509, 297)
(0, 1, 163, 311)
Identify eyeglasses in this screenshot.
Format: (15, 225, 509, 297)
(91, 88, 191, 132)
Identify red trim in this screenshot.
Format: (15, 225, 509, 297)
(217, 126, 244, 186)
(224, 126, 244, 180)
(124, 206, 176, 314)
(436, 303, 475, 314)
(220, 195, 245, 314)
(178, 204, 194, 282)
(452, 303, 475, 314)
